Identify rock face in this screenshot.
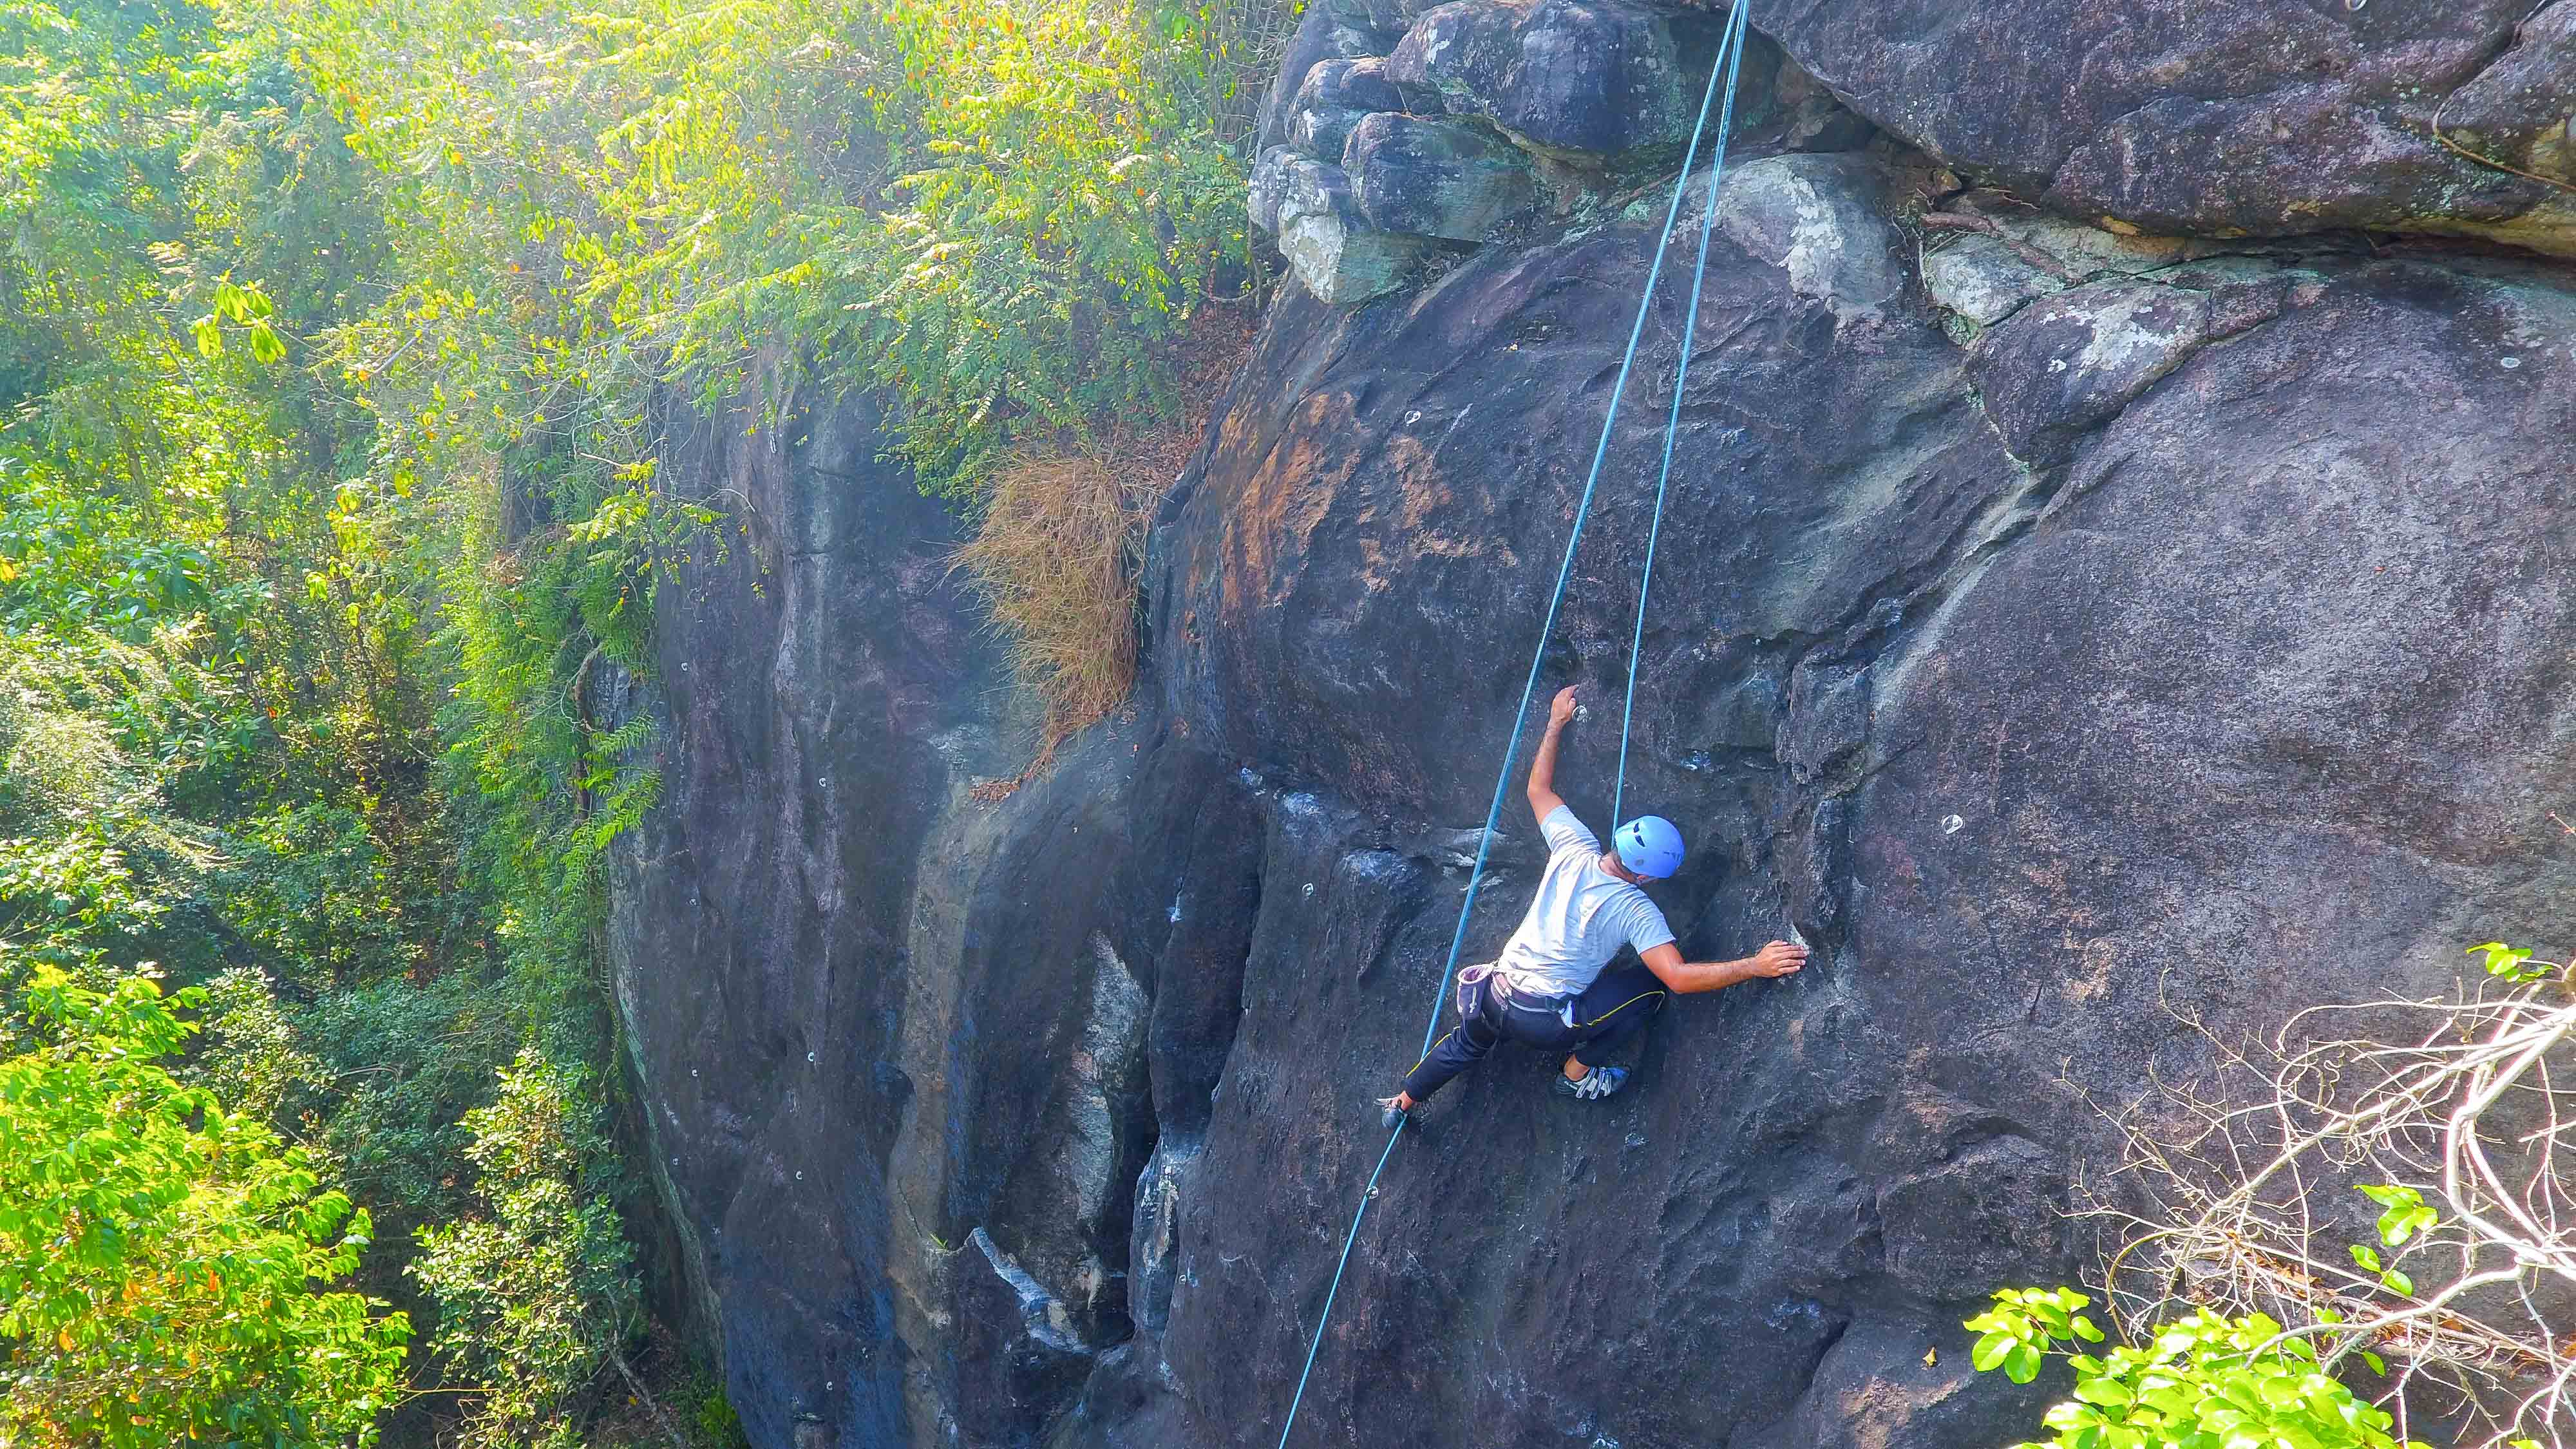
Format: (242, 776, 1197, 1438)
(1249, 0, 2576, 306)
(1752, 0, 2576, 253)
(1387, 0, 1701, 158)
(612, 125, 2576, 1449)
(614, 3, 2576, 1444)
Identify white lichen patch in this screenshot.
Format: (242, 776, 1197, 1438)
(1710, 155, 1905, 325)
(1923, 233, 2066, 326)
(2069, 288, 2206, 377)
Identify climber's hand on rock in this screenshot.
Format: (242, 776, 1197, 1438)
(1549, 686, 1578, 730)
(1751, 940, 1808, 978)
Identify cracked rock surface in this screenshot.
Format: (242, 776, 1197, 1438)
(610, 143, 2576, 1448)
(1751, 0, 2576, 253)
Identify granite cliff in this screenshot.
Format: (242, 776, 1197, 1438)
(607, 5, 2576, 1444)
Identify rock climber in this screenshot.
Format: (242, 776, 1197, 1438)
(1378, 685, 1807, 1128)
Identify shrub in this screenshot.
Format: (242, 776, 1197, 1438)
(1966, 1287, 2427, 1449)
(0, 968, 410, 1447)
(956, 446, 1158, 747)
(954, 306, 1253, 754)
(409, 1049, 641, 1447)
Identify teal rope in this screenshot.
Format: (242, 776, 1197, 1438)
(1613, 5, 1751, 826)
(1271, 3, 1750, 1444)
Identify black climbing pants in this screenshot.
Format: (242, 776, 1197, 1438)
(1400, 961, 1669, 1102)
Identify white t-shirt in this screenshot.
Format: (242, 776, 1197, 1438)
(1492, 806, 1676, 999)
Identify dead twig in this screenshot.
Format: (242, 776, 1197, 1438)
(2076, 969, 2576, 1447)
(1918, 210, 2090, 284)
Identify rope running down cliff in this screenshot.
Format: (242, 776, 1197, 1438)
(1270, 0, 1755, 1441)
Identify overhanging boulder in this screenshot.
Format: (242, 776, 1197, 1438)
(1390, 0, 1698, 162)
(1346, 113, 1539, 240)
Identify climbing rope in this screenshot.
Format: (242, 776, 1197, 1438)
(1272, 1, 1754, 1442)
(1614, 10, 1749, 828)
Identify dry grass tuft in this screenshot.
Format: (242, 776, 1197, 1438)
(955, 308, 1253, 783)
(956, 444, 1160, 750)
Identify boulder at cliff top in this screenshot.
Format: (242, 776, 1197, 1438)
(1249, 147, 1430, 304)
(1285, 57, 1407, 161)
(1388, 0, 1702, 160)
(1752, 0, 2576, 253)
(1345, 111, 1539, 240)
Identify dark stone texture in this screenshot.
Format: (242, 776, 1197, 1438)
(1249, 148, 1431, 305)
(612, 106, 2576, 1449)
(1302, 54, 1406, 120)
(1747, 0, 2576, 253)
(1345, 111, 1539, 240)
(1388, 0, 1700, 160)
(1286, 55, 1408, 164)
(1966, 279, 2215, 471)
(1255, 0, 1396, 155)
(2438, 1, 2576, 187)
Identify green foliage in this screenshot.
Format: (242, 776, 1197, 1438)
(410, 1049, 641, 1447)
(254, 0, 1275, 495)
(1966, 1288, 2430, 1449)
(2467, 940, 2557, 985)
(2358, 1183, 2438, 1251)
(0, 967, 410, 1446)
(0, 1, 1283, 1445)
(686, 1378, 750, 1448)
(296, 972, 515, 1227)
(185, 965, 328, 1122)
(220, 803, 415, 990)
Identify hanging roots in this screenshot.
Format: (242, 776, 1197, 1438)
(2078, 965, 2576, 1446)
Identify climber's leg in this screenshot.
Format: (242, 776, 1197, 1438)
(1562, 961, 1669, 1080)
(1394, 975, 1507, 1104)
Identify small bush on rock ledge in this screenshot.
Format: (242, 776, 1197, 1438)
(955, 309, 1254, 757)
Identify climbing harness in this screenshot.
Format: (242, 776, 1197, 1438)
(1272, 0, 1755, 1441)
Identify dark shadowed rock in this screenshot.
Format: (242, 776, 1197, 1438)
(1748, 0, 2576, 253)
(1345, 111, 1539, 240)
(1255, 0, 1396, 154)
(1967, 279, 2217, 471)
(1389, 0, 1700, 161)
(1285, 57, 1408, 162)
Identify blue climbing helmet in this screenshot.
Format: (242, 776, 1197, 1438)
(1613, 815, 1685, 879)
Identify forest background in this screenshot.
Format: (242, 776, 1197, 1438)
(0, 0, 1283, 1441)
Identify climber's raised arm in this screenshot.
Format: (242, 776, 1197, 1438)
(1526, 685, 1578, 825)
(1638, 939, 1808, 996)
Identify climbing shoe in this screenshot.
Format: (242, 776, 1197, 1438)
(1553, 1065, 1629, 1102)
